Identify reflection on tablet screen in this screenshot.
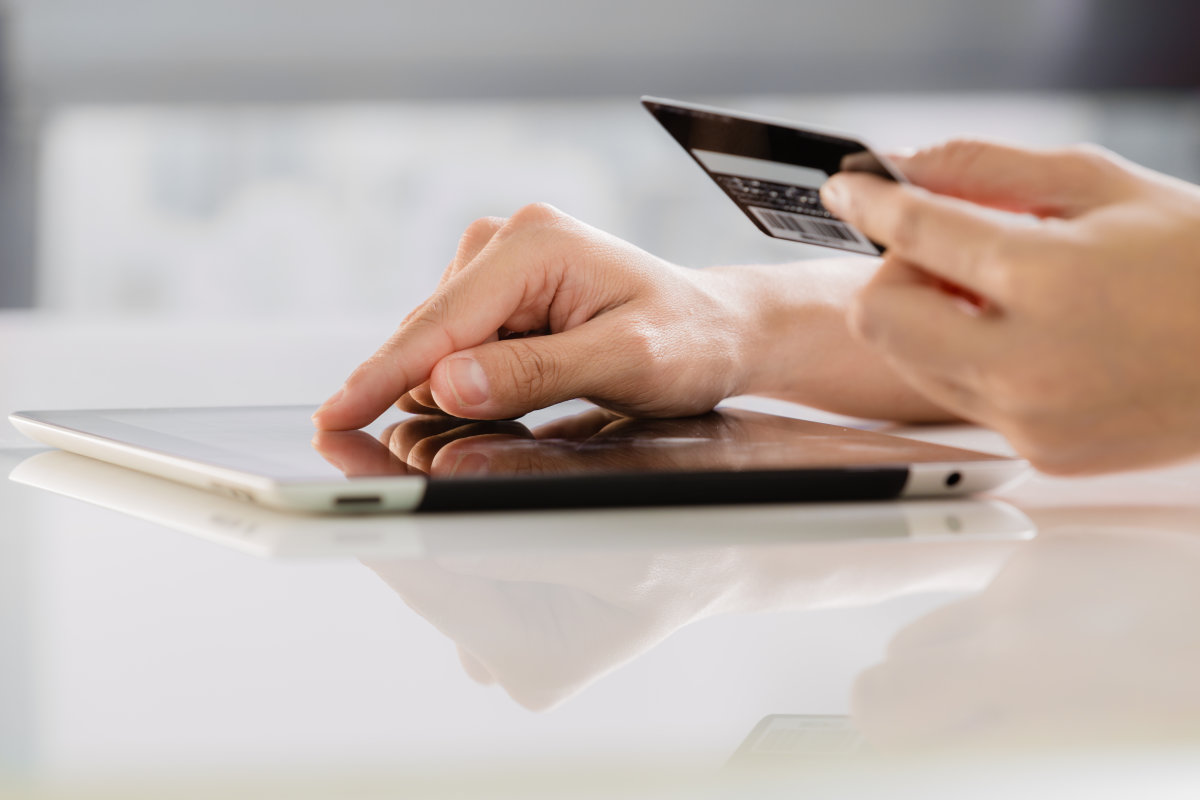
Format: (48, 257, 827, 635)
(312, 406, 1011, 480)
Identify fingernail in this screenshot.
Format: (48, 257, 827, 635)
(820, 178, 847, 214)
(447, 357, 489, 407)
(313, 387, 345, 419)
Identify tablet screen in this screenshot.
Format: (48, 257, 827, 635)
(20, 402, 1011, 485)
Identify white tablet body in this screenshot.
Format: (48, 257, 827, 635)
(8, 403, 1029, 514)
(9, 448, 1035, 560)
(10, 406, 426, 513)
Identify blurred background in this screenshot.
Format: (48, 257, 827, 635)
(1, 0, 1198, 316)
(0, 2, 1197, 781)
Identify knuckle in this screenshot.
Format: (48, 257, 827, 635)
(1063, 141, 1116, 163)
(458, 216, 504, 254)
(621, 324, 660, 375)
(932, 137, 993, 172)
(886, 192, 927, 253)
(979, 234, 1023, 299)
(508, 202, 565, 230)
(395, 297, 457, 354)
(601, 323, 667, 408)
(505, 339, 553, 400)
(1058, 142, 1120, 178)
(413, 293, 450, 325)
(906, 137, 995, 184)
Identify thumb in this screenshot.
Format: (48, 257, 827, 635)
(897, 138, 1125, 218)
(427, 323, 614, 419)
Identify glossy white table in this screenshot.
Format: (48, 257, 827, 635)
(4, 312, 1200, 798)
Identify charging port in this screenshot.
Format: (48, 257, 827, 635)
(335, 495, 383, 507)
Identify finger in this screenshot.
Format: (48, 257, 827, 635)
(428, 434, 583, 478)
(395, 384, 444, 414)
(438, 216, 506, 288)
(314, 205, 588, 431)
(393, 216, 508, 333)
(895, 139, 1125, 217)
(390, 420, 533, 474)
(849, 259, 1003, 419)
(310, 430, 418, 476)
(426, 317, 631, 420)
(392, 220, 506, 414)
(821, 173, 1031, 300)
(874, 365, 989, 429)
(413, 429, 535, 477)
(321, 215, 507, 429)
(397, 329, 502, 415)
(853, 259, 1002, 368)
(381, 416, 485, 463)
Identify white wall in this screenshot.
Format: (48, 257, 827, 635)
(10, 0, 1088, 100)
(33, 93, 1128, 317)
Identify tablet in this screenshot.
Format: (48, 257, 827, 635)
(9, 449, 1035, 559)
(8, 402, 1028, 514)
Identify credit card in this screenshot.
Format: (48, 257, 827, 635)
(643, 96, 904, 256)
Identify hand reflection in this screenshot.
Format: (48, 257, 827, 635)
(853, 507, 1200, 752)
(364, 528, 1018, 711)
(365, 546, 743, 711)
(313, 404, 946, 478)
(314, 416, 538, 477)
(314, 406, 776, 478)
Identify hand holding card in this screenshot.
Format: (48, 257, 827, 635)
(643, 96, 903, 255)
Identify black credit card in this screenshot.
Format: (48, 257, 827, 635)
(643, 96, 905, 256)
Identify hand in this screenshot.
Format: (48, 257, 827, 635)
(312, 204, 957, 432)
(312, 205, 750, 429)
(821, 139, 1200, 474)
(852, 507, 1200, 752)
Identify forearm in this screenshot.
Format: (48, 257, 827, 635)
(708, 259, 960, 423)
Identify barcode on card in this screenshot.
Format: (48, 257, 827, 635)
(749, 206, 877, 254)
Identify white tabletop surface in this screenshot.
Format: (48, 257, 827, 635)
(4, 311, 1200, 798)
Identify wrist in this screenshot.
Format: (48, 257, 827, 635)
(689, 264, 770, 399)
(703, 260, 874, 398)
